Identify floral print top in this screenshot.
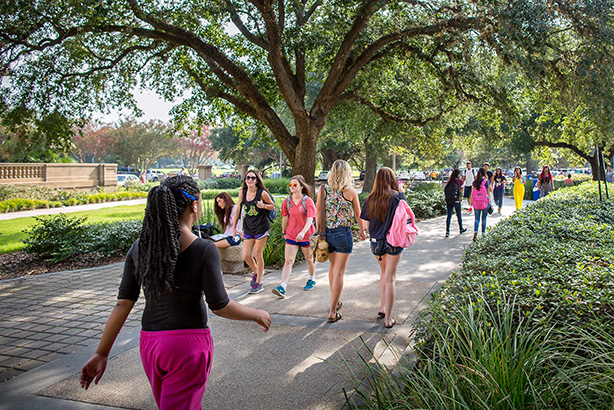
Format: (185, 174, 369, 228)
(324, 185, 355, 229)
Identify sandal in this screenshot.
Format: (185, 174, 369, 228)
(377, 311, 385, 318)
(384, 319, 396, 329)
(336, 300, 343, 311)
(328, 312, 343, 323)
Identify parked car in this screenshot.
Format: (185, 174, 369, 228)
(269, 171, 281, 179)
(219, 171, 239, 178)
(412, 171, 426, 180)
(359, 170, 365, 180)
(397, 171, 411, 181)
(117, 166, 140, 176)
(117, 174, 139, 185)
(318, 171, 330, 181)
(145, 169, 167, 182)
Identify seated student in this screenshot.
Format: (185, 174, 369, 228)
(564, 174, 574, 186)
(214, 192, 242, 249)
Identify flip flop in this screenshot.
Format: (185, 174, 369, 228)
(377, 311, 385, 318)
(336, 301, 343, 311)
(328, 312, 342, 323)
(384, 319, 396, 329)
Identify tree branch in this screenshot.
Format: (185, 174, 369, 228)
(341, 91, 456, 126)
(225, 1, 269, 49)
(534, 140, 592, 162)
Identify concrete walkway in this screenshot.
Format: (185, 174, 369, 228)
(0, 198, 524, 410)
(0, 199, 148, 221)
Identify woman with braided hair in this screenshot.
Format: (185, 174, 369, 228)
(80, 175, 271, 410)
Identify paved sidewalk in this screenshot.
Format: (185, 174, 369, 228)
(0, 199, 148, 221)
(0, 198, 524, 410)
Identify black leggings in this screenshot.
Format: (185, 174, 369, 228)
(446, 202, 463, 233)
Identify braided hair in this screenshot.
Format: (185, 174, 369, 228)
(137, 175, 200, 299)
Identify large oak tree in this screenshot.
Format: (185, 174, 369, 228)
(2, 1, 611, 183)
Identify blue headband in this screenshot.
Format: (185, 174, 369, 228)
(177, 189, 197, 201)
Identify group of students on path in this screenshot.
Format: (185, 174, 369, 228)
(80, 161, 414, 409)
(446, 162, 555, 241)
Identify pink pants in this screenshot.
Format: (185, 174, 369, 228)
(140, 328, 213, 410)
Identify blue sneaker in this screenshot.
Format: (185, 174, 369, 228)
(272, 285, 286, 298)
(250, 274, 257, 287)
(249, 283, 263, 294)
(303, 279, 316, 291)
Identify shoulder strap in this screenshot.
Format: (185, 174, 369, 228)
(302, 195, 308, 214)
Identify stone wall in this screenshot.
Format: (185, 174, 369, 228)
(0, 163, 118, 191)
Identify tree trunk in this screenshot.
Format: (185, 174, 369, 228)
(292, 124, 319, 186)
(362, 138, 378, 193)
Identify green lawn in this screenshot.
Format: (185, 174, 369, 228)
(0, 199, 226, 255)
(0, 204, 147, 254)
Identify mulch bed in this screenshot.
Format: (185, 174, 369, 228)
(0, 252, 125, 281)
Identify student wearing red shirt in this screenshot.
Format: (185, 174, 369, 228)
(272, 175, 317, 298)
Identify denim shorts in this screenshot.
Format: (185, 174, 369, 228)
(370, 238, 403, 256)
(325, 226, 353, 254)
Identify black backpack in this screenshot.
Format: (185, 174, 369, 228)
(444, 182, 460, 203)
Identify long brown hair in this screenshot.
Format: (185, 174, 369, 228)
(241, 170, 266, 190)
(290, 175, 313, 198)
(366, 167, 398, 222)
(214, 192, 235, 231)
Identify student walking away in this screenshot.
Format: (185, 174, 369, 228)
(606, 167, 613, 183)
(483, 162, 494, 182)
(213, 192, 242, 249)
(536, 166, 555, 197)
(512, 167, 525, 210)
(233, 170, 276, 294)
(492, 167, 507, 214)
(272, 175, 317, 298)
(471, 168, 492, 241)
(444, 169, 467, 237)
(360, 167, 407, 329)
(462, 161, 476, 213)
(80, 175, 271, 410)
(564, 173, 574, 186)
(316, 159, 366, 323)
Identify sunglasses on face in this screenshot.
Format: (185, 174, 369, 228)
(288, 182, 298, 187)
(245, 176, 257, 181)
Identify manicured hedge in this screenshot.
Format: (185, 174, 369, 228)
(423, 182, 614, 331)
(347, 182, 614, 410)
(0, 190, 147, 213)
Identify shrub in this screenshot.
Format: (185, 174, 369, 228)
(263, 178, 291, 194)
(0, 198, 62, 213)
(84, 220, 142, 255)
(22, 214, 89, 262)
(358, 182, 445, 221)
(198, 177, 242, 190)
(23, 214, 142, 262)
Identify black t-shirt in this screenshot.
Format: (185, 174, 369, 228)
(360, 192, 406, 240)
(118, 239, 230, 331)
(241, 188, 270, 236)
(493, 175, 506, 190)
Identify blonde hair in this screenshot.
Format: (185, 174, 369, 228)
(328, 160, 353, 191)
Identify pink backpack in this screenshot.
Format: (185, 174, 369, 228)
(471, 180, 489, 210)
(387, 199, 418, 247)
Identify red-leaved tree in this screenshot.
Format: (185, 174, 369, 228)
(179, 124, 214, 175)
(72, 121, 116, 163)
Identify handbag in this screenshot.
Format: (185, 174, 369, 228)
(311, 186, 329, 263)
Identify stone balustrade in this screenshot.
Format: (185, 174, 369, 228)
(0, 163, 118, 191)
